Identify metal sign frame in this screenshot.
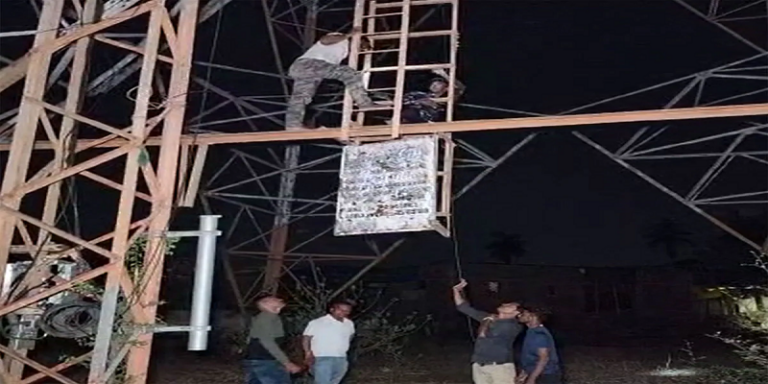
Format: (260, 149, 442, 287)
(335, 135, 454, 236)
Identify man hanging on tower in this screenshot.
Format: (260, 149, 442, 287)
(285, 27, 376, 130)
(400, 68, 466, 124)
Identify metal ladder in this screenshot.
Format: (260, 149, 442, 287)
(341, 0, 460, 142)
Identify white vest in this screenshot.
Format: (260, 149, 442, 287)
(302, 314, 355, 357)
(299, 38, 350, 65)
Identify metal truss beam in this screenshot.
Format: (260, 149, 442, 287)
(674, 0, 767, 53)
(203, 132, 536, 310)
(3, 101, 768, 151)
(0, 1, 200, 384)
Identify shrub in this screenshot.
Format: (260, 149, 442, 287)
(279, 271, 430, 360)
(709, 252, 768, 380)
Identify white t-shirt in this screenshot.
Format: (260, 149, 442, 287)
(303, 314, 355, 357)
(298, 38, 350, 65)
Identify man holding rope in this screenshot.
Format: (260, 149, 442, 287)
(453, 279, 523, 384)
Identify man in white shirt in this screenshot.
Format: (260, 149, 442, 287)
(302, 301, 355, 384)
(285, 27, 375, 130)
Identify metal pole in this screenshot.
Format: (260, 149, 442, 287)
(188, 215, 221, 351)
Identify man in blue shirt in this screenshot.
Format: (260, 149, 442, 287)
(400, 69, 466, 124)
(517, 307, 562, 384)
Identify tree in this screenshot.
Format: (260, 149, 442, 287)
(644, 218, 693, 261)
(485, 232, 526, 264)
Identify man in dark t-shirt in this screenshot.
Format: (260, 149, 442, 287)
(453, 279, 523, 384)
(518, 307, 562, 384)
(243, 296, 303, 384)
(401, 68, 466, 124)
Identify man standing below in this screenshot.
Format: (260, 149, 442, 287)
(302, 301, 356, 384)
(453, 279, 523, 384)
(517, 307, 562, 384)
(243, 296, 303, 384)
(286, 27, 375, 130)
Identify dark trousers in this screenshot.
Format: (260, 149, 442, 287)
(401, 107, 429, 124)
(243, 359, 290, 384)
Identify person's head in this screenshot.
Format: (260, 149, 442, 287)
(360, 37, 373, 51)
(429, 78, 449, 95)
(256, 296, 286, 314)
(519, 306, 549, 326)
(329, 301, 353, 321)
(496, 301, 521, 319)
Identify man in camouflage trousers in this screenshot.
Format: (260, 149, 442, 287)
(286, 27, 374, 130)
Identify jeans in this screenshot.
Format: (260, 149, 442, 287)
(311, 356, 349, 384)
(243, 360, 290, 384)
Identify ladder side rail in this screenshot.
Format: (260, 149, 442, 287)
(341, 0, 368, 140)
(390, 0, 412, 138)
(356, 0, 379, 127)
(445, 0, 460, 123)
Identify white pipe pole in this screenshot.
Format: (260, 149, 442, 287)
(187, 215, 221, 351)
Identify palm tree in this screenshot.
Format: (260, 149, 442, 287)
(644, 218, 693, 260)
(485, 232, 526, 264)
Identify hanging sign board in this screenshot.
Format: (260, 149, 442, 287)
(335, 136, 438, 236)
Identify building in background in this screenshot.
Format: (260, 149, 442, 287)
(419, 263, 698, 344)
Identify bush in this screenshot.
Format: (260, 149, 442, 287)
(709, 252, 768, 379)
(279, 271, 430, 360)
(697, 366, 768, 384)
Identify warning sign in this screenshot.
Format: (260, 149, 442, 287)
(335, 136, 438, 236)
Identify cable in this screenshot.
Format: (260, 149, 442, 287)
(450, 212, 476, 341)
(39, 301, 100, 339)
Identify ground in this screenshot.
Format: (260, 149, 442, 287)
(150, 338, 763, 384)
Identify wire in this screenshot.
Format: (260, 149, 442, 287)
(450, 211, 476, 341)
(40, 301, 100, 339)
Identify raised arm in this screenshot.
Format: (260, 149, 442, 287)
(431, 68, 466, 100)
(453, 78, 466, 99)
(452, 279, 490, 321)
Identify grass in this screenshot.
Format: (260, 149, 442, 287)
(150, 339, 766, 384)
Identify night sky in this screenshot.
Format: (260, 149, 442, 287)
(1, 0, 767, 275)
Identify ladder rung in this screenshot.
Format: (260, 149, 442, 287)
(356, 105, 394, 112)
(365, 30, 454, 40)
(367, 63, 452, 73)
(375, 0, 455, 9)
(363, 12, 403, 19)
(361, 48, 402, 54)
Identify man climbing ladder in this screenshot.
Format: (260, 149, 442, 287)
(286, 27, 376, 130)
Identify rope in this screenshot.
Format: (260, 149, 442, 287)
(450, 216, 476, 341)
(39, 301, 100, 339)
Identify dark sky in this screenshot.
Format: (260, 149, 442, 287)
(1, 0, 766, 275)
(274, 0, 763, 269)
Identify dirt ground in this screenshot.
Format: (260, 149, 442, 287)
(150, 339, 759, 384)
